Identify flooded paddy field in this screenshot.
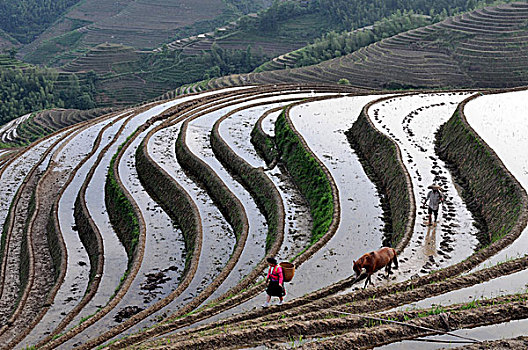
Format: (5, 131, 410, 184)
(1, 85, 527, 349)
(367, 93, 479, 282)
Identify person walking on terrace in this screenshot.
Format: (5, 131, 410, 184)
(423, 183, 444, 225)
(262, 257, 285, 307)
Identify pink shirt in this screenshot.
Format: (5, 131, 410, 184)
(267, 265, 283, 284)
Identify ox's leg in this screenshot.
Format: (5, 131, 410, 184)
(363, 274, 371, 289)
(385, 261, 391, 279)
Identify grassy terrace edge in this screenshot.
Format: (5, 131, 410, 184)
(105, 139, 140, 264)
(211, 106, 284, 252)
(208, 101, 285, 294)
(346, 95, 415, 251)
(132, 89, 528, 349)
(437, 96, 526, 245)
(250, 107, 280, 167)
(275, 108, 333, 246)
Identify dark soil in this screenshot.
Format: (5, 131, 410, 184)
(453, 336, 528, 350)
(114, 306, 144, 323)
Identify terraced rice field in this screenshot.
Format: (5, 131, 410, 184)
(21, 0, 230, 59)
(1, 84, 528, 350)
(199, 2, 528, 92)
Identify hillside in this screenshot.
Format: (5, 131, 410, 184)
(20, 0, 270, 66)
(50, 1, 513, 108)
(0, 0, 81, 44)
(203, 2, 528, 90)
(3, 1, 528, 349)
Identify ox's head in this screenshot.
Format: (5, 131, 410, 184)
(352, 259, 362, 278)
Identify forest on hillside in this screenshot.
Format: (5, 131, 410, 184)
(0, 57, 96, 124)
(0, 0, 515, 126)
(0, 0, 81, 44)
(242, 0, 500, 34)
(255, 11, 434, 72)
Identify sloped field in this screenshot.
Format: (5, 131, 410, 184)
(201, 2, 528, 91)
(21, 0, 230, 62)
(0, 84, 527, 350)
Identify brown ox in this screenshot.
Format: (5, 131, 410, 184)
(353, 247, 398, 288)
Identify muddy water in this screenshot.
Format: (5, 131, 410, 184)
(165, 122, 237, 302)
(288, 96, 386, 295)
(95, 125, 186, 315)
(0, 132, 65, 241)
(366, 93, 478, 286)
(208, 94, 339, 303)
(18, 117, 118, 347)
(0, 131, 70, 314)
(220, 102, 316, 262)
(117, 122, 236, 337)
(465, 90, 528, 271)
(376, 318, 528, 349)
(61, 102, 188, 347)
(182, 95, 387, 328)
(261, 111, 281, 137)
(185, 98, 280, 301)
(394, 91, 528, 320)
(64, 117, 130, 330)
(95, 89, 258, 341)
(189, 93, 338, 303)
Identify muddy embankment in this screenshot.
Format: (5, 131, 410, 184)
(436, 97, 528, 247)
(141, 293, 528, 349)
(110, 91, 344, 349)
(455, 336, 528, 350)
(210, 102, 285, 284)
(136, 138, 201, 279)
(305, 297, 528, 349)
(43, 105, 177, 350)
(134, 91, 528, 345)
(346, 96, 415, 251)
(1, 111, 132, 348)
(39, 112, 136, 348)
(0, 128, 75, 342)
(250, 107, 282, 167)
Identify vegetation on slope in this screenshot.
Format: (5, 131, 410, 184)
(0, 0, 81, 44)
(209, 1, 528, 90)
(0, 55, 96, 124)
(437, 110, 524, 245)
(255, 11, 433, 72)
(319, 0, 488, 30)
(275, 109, 333, 244)
(0, 0, 519, 130)
(105, 141, 140, 264)
(22, 0, 271, 67)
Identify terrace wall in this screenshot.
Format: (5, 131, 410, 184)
(250, 113, 278, 167)
(436, 97, 527, 244)
(346, 99, 415, 251)
(104, 144, 140, 264)
(135, 141, 200, 271)
(275, 109, 333, 246)
(175, 123, 246, 241)
(210, 110, 284, 253)
(73, 196, 100, 284)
